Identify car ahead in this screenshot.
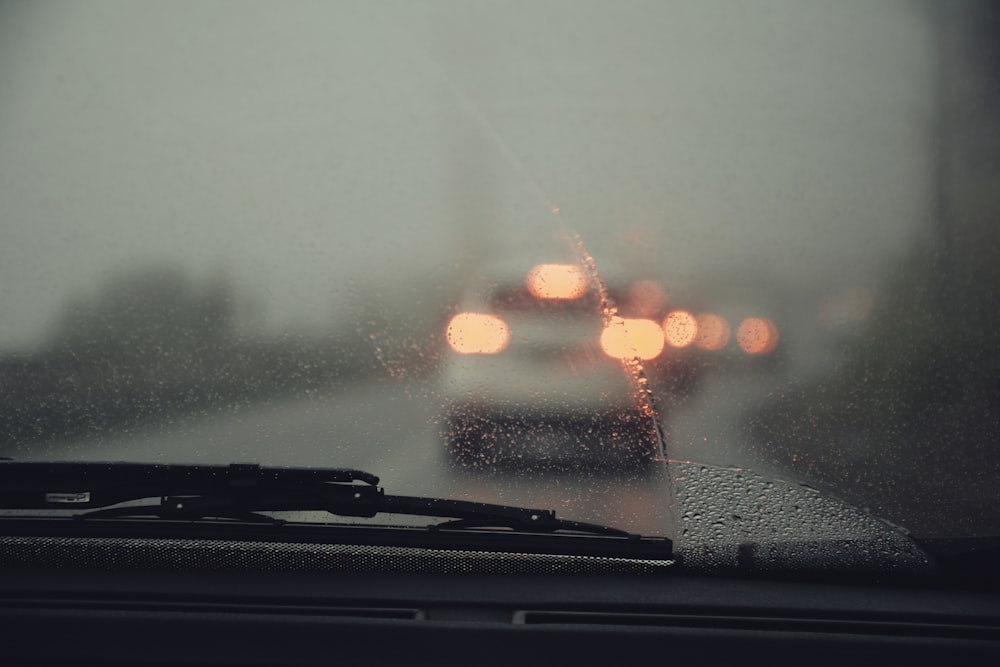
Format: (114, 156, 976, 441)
(3, 0, 1000, 665)
(436, 260, 789, 468)
(437, 260, 670, 468)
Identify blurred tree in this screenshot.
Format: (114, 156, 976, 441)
(49, 267, 235, 368)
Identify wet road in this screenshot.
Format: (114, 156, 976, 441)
(9, 354, 993, 539)
(8, 363, 796, 539)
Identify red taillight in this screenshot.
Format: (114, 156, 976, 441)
(446, 313, 511, 354)
(694, 313, 731, 351)
(737, 317, 779, 355)
(600, 316, 665, 360)
(662, 310, 698, 348)
(526, 264, 588, 300)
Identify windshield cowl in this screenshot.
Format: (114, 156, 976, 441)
(670, 462, 933, 576)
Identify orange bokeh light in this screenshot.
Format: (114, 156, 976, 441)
(662, 310, 698, 348)
(694, 313, 731, 351)
(736, 317, 779, 355)
(446, 312, 511, 354)
(819, 286, 874, 328)
(627, 280, 670, 318)
(600, 316, 665, 360)
(526, 264, 588, 300)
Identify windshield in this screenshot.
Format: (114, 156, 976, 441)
(1, 0, 997, 563)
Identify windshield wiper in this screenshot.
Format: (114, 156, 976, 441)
(0, 461, 635, 538)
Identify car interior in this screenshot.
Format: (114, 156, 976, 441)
(3, 521, 999, 666)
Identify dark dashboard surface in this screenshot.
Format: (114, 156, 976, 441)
(2, 537, 999, 667)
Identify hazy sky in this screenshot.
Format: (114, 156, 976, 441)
(0, 0, 935, 350)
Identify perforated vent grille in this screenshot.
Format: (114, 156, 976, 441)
(0, 536, 674, 575)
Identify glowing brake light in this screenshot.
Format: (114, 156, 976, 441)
(737, 317, 779, 355)
(600, 316, 665, 360)
(446, 313, 511, 354)
(662, 310, 698, 348)
(627, 280, 670, 317)
(693, 313, 731, 351)
(526, 264, 588, 300)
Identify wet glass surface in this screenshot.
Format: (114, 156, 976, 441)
(1, 0, 998, 545)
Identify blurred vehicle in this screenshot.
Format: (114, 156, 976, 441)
(659, 274, 788, 382)
(439, 260, 670, 467)
(2, 1, 1000, 665)
(437, 261, 789, 467)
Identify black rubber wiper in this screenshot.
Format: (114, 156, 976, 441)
(0, 461, 634, 537)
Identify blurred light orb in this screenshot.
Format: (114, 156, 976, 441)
(819, 286, 875, 328)
(600, 316, 665, 360)
(446, 312, 511, 354)
(662, 310, 698, 348)
(627, 280, 670, 317)
(737, 317, 779, 355)
(526, 264, 588, 300)
(694, 313, 731, 351)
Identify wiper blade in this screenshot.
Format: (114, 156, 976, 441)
(0, 461, 379, 505)
(0, 461, 634, 538)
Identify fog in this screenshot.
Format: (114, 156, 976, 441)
(3, 1, 1000, 538)
(0, 0, 934, 350)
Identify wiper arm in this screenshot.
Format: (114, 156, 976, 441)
(0, 461, 379, 506)
(377, 494, 630, 536)
(0, 461, 633, 537)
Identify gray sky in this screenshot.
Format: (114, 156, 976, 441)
(0, 0, 935, 350)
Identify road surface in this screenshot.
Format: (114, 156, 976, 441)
(6, 361, 801, 539)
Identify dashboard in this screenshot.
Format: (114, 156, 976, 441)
(2, 529, 998, 666)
